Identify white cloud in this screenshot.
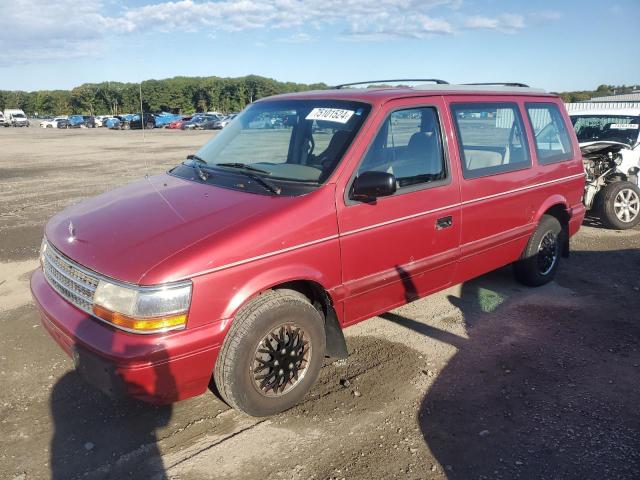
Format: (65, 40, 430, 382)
(277, 32, 313, 43)
(0, 0, 542, 67)
(463, 13, 525, 33)
(0, 1, 115, 66)
(529, 10, 562, 22)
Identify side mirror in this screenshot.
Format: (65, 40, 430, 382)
(351, 171, 396, 201)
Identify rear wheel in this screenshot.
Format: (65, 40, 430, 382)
(514, 214, 562, 287)
(214, 290, 325, 416)
(597, 181, 640, 230)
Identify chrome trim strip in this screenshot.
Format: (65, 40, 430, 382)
(340, 204, 455, 238)
(184, 173, 584, 279)
(340, 173, 585, 238)
(460, 173, 585, 206)
(179, 234, 341, 280)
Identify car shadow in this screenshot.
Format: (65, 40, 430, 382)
(384, 250, 640, 479)
(50, 318, 174, 480)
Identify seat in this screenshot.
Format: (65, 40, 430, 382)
(392, 131, 442, 179)
(316, 130, 351, 182)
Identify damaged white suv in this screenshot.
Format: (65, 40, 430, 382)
(570, 108, 640, 229)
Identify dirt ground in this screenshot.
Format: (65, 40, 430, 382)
(1, 127, 639, 480)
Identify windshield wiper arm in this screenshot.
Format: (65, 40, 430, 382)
(215, 162, 271, 174)
(213, 162, 281, 195)
(185, 154, 209, 181)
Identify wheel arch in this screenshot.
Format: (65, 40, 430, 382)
(220, 269, 348, 360)
(535, 196, 570, 257)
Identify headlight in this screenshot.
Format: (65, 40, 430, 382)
(93, 280, 192, 333)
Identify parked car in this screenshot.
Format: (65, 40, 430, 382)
(154, 112, 183, 128)
(106, 115, 134, 130)
(201, 114, 224, 130)
(0, 112, 7, 127)
(569, 108, 640, 229)
(56, 119, 70, 129)
(40, 117, 68, 128)
(31, 81, 586, 416)
(220, 113, 238, 128)
(129, 113, 156, 130)
(4, 109, 29, 127)
(167, 116, 192, 129)
(94, 115, 109, 127)
(67, 115, 96, 128)
(180, 114, 210, 130)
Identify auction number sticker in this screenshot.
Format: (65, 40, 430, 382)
(610, 123, 639, 130)
(306, 108, 355, 124)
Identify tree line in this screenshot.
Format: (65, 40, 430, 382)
(0, 75, 327, 116)
(558, 84, 640, 103)
(1, 77, 637, 116)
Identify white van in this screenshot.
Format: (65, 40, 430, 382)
(4, 109, 29, 127)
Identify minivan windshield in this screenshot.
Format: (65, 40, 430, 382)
(194, 99, 370, 185)
(571, 114, 640, 146)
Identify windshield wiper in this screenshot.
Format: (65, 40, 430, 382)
(213, 163, 281, 195)
(185, 154, 209, 181)
(215, 162, 271, 174)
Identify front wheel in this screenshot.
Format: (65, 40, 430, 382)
(514, 214, 562, 287)
(214, 290, 326, 416)
(597, 181, 640, 230)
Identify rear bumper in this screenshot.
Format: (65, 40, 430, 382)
(568, 203, 587, 237)
(31, 268, 220, 404)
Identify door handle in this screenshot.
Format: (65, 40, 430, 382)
(436, 216, 453, 230)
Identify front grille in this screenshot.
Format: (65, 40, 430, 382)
(42, 242, 100, 314)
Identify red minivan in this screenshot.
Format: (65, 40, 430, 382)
(31, 81, 586, 416)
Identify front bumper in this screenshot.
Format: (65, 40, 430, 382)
(31, 268, 220, 404)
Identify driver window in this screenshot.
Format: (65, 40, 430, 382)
(357, 107, 446, 189)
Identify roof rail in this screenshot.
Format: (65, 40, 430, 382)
(463, 82, 530, 88)
(333, 79, 449, 89)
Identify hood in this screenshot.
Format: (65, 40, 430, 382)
(45, 174, 293, 284)
(579, 141, 630, 155)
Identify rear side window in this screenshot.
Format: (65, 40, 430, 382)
(526, 103, 573, 164)
(357, 107, 446, 189)
(451, 103, 531, 179)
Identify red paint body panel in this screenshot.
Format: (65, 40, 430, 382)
(31, 269, 219, 402)
(31, 87, 586, 404)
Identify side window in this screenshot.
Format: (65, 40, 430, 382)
(526, 103, 573, 164)
(358, 107, 446, 189)
(451, 103, 531, 179)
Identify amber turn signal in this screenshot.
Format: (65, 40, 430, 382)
(93, 305, 187, 332)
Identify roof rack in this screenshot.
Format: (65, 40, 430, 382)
(413, 83, 546, 94)
(463, 82, 530, 88)
(333, 79, 449, 89)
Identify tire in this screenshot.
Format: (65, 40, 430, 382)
(514, 214, 562, 287)
(214, 289, 326, 416)
(597, 181, 640, 230)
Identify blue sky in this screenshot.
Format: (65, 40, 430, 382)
(1, 0, 638, 92)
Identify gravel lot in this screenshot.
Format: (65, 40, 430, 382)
(1, 127, 639, 480)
